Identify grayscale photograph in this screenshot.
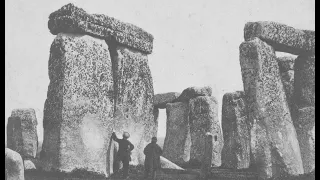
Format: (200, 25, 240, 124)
(5, 0, 315, 179)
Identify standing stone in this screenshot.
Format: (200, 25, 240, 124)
(293, 107, 315, 173)
(163, 102, 191, 165)
(111, 45, 155, 165)
(7, 109, 38, 159)
(221, 91, 250, 169)
(200, 133, 214, 179)
(239, 37, 304, 178)
(173, 86, 212, 103)
(244, 21, 315, 55)
(277, 56, 295, 114)
(294, 55, 315, 108)
(154, 92, 181, 109)
(153, 108, 159, 136)
(5, 148, 24, 180)
(189, 96, 223, 167)
(41, 33, 115, 177)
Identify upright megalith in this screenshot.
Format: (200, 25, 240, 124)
(221, 91, 250, 169)
(154, 92, 181, 109)
(239, 37, 304, 178)
(200, 133, 214, 179)
(189, 96, 223, 167)
(163, 102, 191, 165)
(41, 33, 115, 176)
(293, 55, 315, 173)
(244, 21, 315, 55)
(111, 45, 155, 165)
(294, 55, 315, 108)
(42, 3, 156, 176)
(7, 109, 38, 159)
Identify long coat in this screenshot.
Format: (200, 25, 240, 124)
(144, 143, 163, 171)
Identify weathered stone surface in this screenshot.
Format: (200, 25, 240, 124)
(244, 21, 315, 55)
(7, 108, 38, 159)
(41, 33, 115, 177)
(163, 102, 191, 165)
(154, 92, 180, 109)
(160, 156, 184, 170)
(5, 148, 24, 180)
(281, 70, 295, 113)
(112, 45, 155, 165)
(189, 96, 223, 167)
(294, 55, 315, 107)
(173, 86, 212, 103)
(48, 3, 153, 54)
(24, 160, 36, 170)
(293, 107, 315, 173)
(277, 56, 295, 72)
(239, 38, 304, 178)
(200, 133, 214, 178)
(221, 91, 250, 169)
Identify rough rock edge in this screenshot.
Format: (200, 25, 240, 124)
(48, 3, 153, 54)
(244, 21, 315, 55)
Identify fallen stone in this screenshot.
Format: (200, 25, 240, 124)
(112, 45, 156, 165)
(244, 21, 315, 55)
(277, 56, 295, 72)
(173, 86, 212, 103)
(41, 33, 115, 177)
(48, 3, 153, 54)
(160, 156, 184, 170)
(189, 96, 223, 167)
(154, 92, 180, 109)
(293, 107, 315, 173)
(221, 91, 250, 169)
(163, 102, 191, 165)
(294, 55, 315, 108)
(239, 38, 304, 178)
(5, 148, 24, 180)
(24, 160, 36, 170)
(7, 108, 38, 159)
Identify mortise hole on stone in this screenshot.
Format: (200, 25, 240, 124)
(126, 115, 129, 118)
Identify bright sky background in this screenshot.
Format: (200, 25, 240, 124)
(5, 0, 315, 142)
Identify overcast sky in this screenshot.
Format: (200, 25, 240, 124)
(5, 0, 315, 140)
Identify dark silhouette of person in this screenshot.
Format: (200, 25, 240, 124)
(143, 137, 163, 180)
(112, 132, 134, 179)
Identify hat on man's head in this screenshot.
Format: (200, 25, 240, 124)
(123, 132, 130, 139)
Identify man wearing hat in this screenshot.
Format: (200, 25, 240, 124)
(112, 132, 134, 179)
(143, 137, 163, 180)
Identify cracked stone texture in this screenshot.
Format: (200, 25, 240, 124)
(5, 148, 25, 180)
(173, 86, 212, 103)
(293, 107, 315, 173)
(294, 55, 315, 108)
(112, 45, 155, 165)
(221, 91, 250, 169)
(48, 3, 153, 54)
(41, 33, 115, 177)
(154, 92, 181, 109)
(163, 102, 191, 165)
(7, 108, 38, 159)
(239, 38, 304, 179)
(189, 96, 223, 167)
(244, 21, 315, 55)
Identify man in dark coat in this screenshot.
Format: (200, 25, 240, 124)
(112, 132, 134, 179)
(143, 137, 163, 180)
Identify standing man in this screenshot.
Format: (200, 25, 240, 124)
(143, 137, 163, 180)
(112, 132, 134, 179)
